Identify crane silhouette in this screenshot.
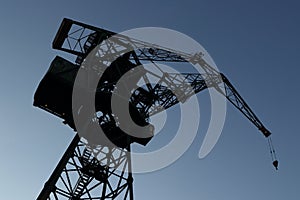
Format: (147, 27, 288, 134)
(34, 18, 278, 200)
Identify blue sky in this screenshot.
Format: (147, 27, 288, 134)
(0, 0, 299, 199)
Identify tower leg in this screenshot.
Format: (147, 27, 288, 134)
(37, 135, 134, 200)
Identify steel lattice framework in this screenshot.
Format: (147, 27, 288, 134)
(37, 135, 134, 200)
(34, 18, 277, 200)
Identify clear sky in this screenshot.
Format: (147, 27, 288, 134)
(0, 0, 299, 199)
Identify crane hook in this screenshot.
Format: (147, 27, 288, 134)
(268, 137, 278, 170)
(273, 160, 279, 170)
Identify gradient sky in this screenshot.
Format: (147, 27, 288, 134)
(0, 0, 299, 199)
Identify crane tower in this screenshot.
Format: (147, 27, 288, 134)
(34, 18, 278, 200)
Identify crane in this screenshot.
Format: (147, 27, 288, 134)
(33, 18, 278, 200)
